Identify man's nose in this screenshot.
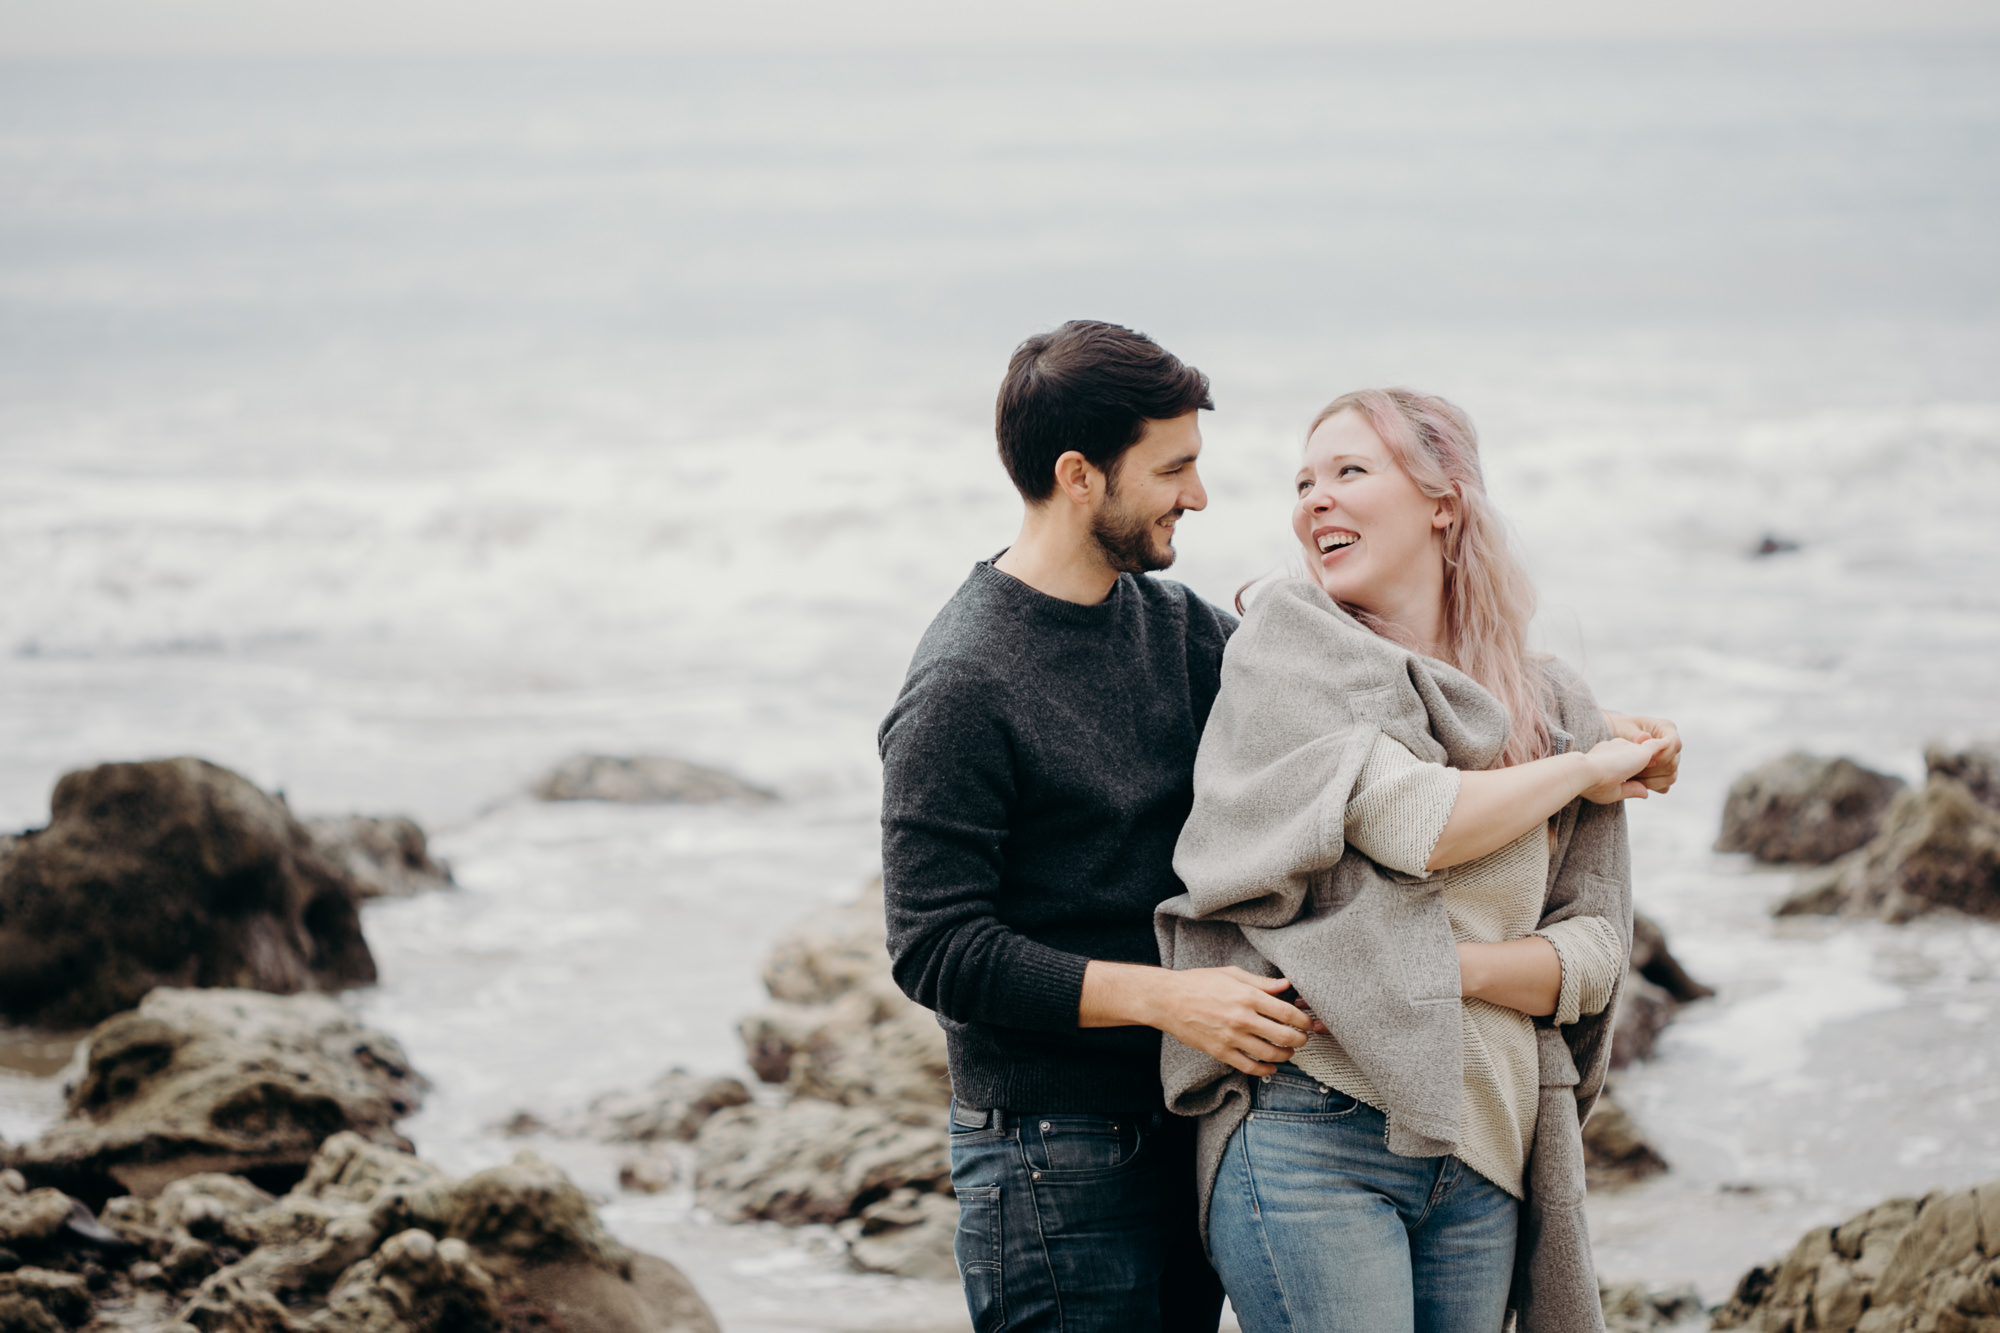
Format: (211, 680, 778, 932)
(1182, 471, 1209, 512)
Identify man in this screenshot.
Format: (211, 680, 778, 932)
(878, 321, 1677, 1332)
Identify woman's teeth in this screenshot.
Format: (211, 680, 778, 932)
(1317, 533, 1357, 553)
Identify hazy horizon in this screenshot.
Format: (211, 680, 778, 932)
(4, 0, 1998, 59)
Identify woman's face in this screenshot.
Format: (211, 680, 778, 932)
(1292, 407, 1452, 621)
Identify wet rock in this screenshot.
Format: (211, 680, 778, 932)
(1609, 972, 1675, 1071)
(1712, 1180, 2000, 1332)
(0, 1196, 71, 1250)
(1927, 742, 2000, 811)
(694, 1100, 949, 1226)
(583, 1069, 751, 1144)
(531, 755, 775, 805)
(1629, 912, 1714, 1003)
(838, 1187, 958, 1281)
(698, 884, 955, 1235)
(299, 819, 451, 901)
(1775, 773, 2000, 922)
(303, 1229, 502, 1333)
(15, 989, 423, 1205)
(1610, 914, 1712, 1071)
(1716, 753, 1906, 865)
(0, 1270, 89, 1330)
(170, 1135, 717, 1333)
(737, 886, 949, 1107)
(0, 758, 377, 1028)
(1598, 1280, 1702, 1331)
(614, 1155, 676, 1196)
(1582, 1092, 1668, 1189)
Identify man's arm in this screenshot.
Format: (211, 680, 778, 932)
(1081, 961, 1313, 1077)
(879, 660, 1311, 1075)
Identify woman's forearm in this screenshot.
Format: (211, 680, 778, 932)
(1458, 937, 1561, 1017)
(1427, 753, 1591, 870)
(1426, 736, 1664, 872)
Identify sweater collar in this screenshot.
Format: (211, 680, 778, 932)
(972, 556, 1131, 626)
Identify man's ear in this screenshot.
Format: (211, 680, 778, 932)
(1051, 450, 1104, 507)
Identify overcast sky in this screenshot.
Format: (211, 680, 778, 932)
(4, 0, 1999, 58)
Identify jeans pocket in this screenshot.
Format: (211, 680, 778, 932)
(1252, 1070, 1364, 1120)
(1020, 1113, 1143, 1175)
(952, 1185, 1004, 1333)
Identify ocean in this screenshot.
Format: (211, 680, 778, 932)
(1, 37, 1997, 1330)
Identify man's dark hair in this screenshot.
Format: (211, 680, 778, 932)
(995, 320, 1214, 502)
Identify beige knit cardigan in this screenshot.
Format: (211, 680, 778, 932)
(1155, 578, 1631, 1333)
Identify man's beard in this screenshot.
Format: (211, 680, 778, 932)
(1091, 495, 1178, 574)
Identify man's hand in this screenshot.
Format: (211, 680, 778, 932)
(1080, 961, 1316, 1077)
(1602, 711, 1682, 793)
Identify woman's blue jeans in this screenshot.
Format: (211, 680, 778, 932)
(1208, 1068, 1519, 1333)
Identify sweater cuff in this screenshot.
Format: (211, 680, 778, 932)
(1533, 916, 1624, 1026)
(1343, 733, 1461, 879)
(991, 937, 1094, 1031)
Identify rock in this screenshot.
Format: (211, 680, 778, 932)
(1610, 914, 1712, 1070)
(385, 1152, 632, 1276)
(15, 989, 423, 1205)
(1599, 1280, 1703, 1331)
(1716, 753, 1906, 865)
(531, 755, 775, 806)
(615, 1155, 677, 1195)
(697, 884, 954, 1235)
(1775, 774, 2000, 922)
(303, 1229, 503, 1333)
(1927, 742, 2000, 811)
(1582, 1092, 1668, 1189)
(1773, 865, 1851, 918)
(838, 1188, 959, 1281)
(0, 758, 377, 1028)
(737, 885, 949, 1107)
(0, 1271, 89, 1330)
(1713, 1181, 2000, 1332)
(0, 1196, 71, 1250)
(299, 819, 451, 901)
(168, 1135, 716, 1333)
(1610, 971, 1676, 1070)
(1629, 912, 1714, 1003)
(0, 1294, 63, 1333)
(583, 1069, 752, 1144)
(694, 1100, 949, 1226)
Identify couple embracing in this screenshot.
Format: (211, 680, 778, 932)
(878, 321, 1679, 1333)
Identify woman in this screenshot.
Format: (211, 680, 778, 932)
(1155, 388, 1664, 1333)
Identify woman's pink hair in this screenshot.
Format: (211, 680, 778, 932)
(1309, 388, 1551, 768)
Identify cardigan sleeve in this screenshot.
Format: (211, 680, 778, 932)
(1533, 915, 1624, 1026)
(1342, 733, 1461, 879)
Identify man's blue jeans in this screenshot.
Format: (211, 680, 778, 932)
(948, 1102, 1225, 1333)
(1208, 1068, 1519, 1333)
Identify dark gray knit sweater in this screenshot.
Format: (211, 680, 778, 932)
(878, 559, 1236, 1112)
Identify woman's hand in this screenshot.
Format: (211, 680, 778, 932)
(1602, 711, 1683, 792)
(1578, 736, 1667, 804)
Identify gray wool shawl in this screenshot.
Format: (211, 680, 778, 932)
(1155, 578, 1631, 1333)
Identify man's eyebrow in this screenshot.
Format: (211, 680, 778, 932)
(1157, 452, 1200, 470)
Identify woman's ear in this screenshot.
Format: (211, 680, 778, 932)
(1431, 490, 1458, 531)
(1052, 450, 1103, 507)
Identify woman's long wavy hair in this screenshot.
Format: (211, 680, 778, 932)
(1303, 388, 1551, 768)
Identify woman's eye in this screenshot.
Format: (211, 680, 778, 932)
(1295, 480, 1312, 494)
(1340, 465, 1366, 478)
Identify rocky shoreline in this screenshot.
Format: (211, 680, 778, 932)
(2, 743, 1996, 1331)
